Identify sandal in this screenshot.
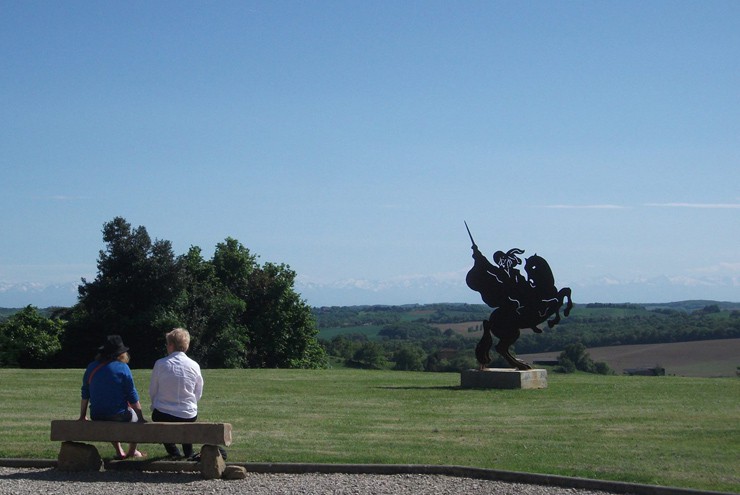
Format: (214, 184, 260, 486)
(126, 450, 147, 459)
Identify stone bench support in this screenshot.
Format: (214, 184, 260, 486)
(50, 420, 232, 479)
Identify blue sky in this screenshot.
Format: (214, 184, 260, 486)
(1, 1, 738, 308)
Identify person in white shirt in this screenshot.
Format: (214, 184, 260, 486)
(149, 328, 203, 459)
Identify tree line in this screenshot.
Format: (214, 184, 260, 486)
(315, 302, 740, 372)
(0, 217, 327, 370)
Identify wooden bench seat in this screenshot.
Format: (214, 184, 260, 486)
(50, 420, 233, 479)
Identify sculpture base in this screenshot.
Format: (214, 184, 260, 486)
(460, 368, 548, 389)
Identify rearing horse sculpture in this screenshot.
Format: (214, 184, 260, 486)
(465, 223, 572, 370)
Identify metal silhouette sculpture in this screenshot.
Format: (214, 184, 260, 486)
(465, 222, 572, 370)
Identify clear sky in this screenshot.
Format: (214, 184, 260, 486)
(1, 1, 738, 308)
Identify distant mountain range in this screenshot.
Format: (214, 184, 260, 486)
(0, 281, 80, 308)
(295, 275, 739, 308)
(1, 272, 737, 309)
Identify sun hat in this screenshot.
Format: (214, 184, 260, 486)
(98, 335, 129, 359)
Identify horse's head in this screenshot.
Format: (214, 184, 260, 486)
(525, 254, 554, 287)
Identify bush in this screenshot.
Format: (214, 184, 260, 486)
(555, 356, 577, 373)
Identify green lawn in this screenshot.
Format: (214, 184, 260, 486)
(1, 368, 738, 492)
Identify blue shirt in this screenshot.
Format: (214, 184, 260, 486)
(81, 359, 140, 419)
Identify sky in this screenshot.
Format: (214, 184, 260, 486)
(1, 1, 738, 308)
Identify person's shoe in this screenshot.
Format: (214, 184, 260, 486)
(166, 448, 183, 458)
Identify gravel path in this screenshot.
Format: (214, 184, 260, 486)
(0, 467, 621, 495)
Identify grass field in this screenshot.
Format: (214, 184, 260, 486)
(0, 368, 738, 493)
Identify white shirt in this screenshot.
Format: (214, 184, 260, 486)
(149, 351, 203, 419)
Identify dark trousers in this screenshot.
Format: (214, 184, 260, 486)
(152, 408, 197, 457)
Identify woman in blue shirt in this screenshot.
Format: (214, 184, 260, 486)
(79, 335, 146, 459)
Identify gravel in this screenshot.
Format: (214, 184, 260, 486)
(0, 467, 621, 495)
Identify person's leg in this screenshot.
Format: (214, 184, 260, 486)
(181, 415, 198, 458)
(152, 409, 182, 457)
(94, 414, 130, 459)
(112, 442, 126, 459)
(125, 442, 144, 458)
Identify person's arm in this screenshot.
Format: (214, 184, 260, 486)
(79, 399, 89, 420)
(121, 364, 145, 421)
(148, 362, 159, 403)
(80, 367, 91, 420)
(194, 371, 204, 402)
(129, 400, 145, 422)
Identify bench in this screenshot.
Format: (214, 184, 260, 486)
(50, 420, 233, 479)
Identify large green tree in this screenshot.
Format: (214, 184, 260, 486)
(61, 217, 326, 369)
(191, 237, 326, 369)
(62, 217, 183, 367)
(172, 246, 241, 368)
(243, 261, 325, 368)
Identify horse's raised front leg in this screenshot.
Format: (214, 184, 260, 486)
(560, 287, 573, 316)
(547, 288, 573, 327)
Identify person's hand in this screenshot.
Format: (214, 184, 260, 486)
(133, 409, 147, 423)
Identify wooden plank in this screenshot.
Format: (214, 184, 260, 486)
(50, 420, 232, 446)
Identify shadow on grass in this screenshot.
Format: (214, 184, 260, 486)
(375, 386, 462, 391)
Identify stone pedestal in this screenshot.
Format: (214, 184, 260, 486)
(460, 368, 547, 389)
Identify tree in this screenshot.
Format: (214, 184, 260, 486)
(212, 237, 256, 298)
(349, 342, 387, 369)
(175, 246, 249, 368)
(378, 322, 441, 340)
(62, 217, 183, 367)
(0, 306, 64, 367)
(322, 335, 365, 360)
(243, 261, 326, 368)
(556, 342, 612, 375)
(60, 217, 326, 370)
(175, 239, 327, 369)
(392, 345, 425, 371)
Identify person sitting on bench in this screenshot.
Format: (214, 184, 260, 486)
(149, 328, 204, 459)
(79, 334, 146, 459)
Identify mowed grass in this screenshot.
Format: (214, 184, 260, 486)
(0, 368, 738, 492)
